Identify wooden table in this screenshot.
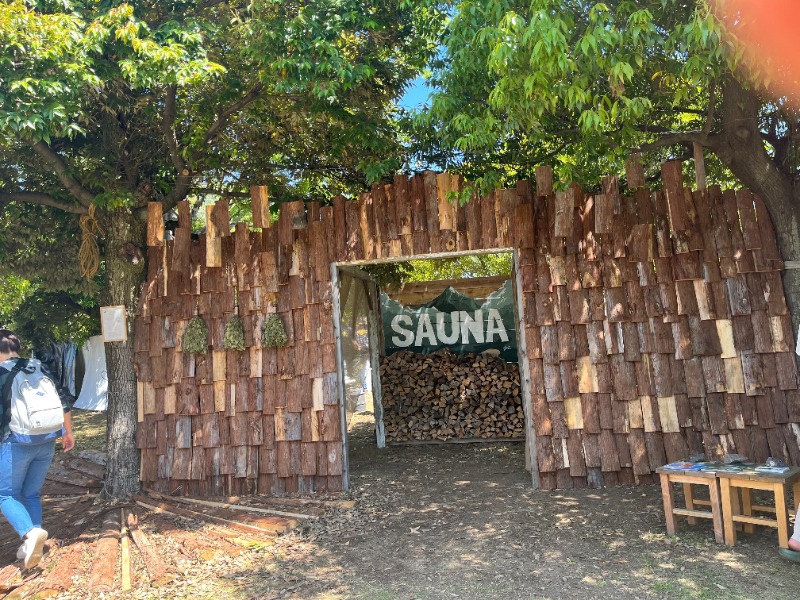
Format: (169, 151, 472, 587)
(717, 467, 800, 548)
(656, 466, 724, 544)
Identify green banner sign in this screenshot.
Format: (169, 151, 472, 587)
(381, 280, 518, 362)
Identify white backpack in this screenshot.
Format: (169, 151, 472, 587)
(2, 358, 65, 437)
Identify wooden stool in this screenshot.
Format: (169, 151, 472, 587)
(656, 467, 724, 544)
(717, 467, 800, 548)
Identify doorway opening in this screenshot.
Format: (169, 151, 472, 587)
(331, 249, 538, 491)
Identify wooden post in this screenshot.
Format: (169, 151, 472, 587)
(708, 478, 725, 544)
(147, 202, 164, 246)
(775, 483, 790, 549)
(250, 185, 271, 229)
(693, 143, 707, 190)
(625, 153, 645, 189)
(367, 281, 386, 448)
(330, 263, 350, 491)
(720, 477, 736, 546)
(661, 160, 687, 232)
(514, 250, 540, 488)
(683, 483, 697, 525)
(206, 203, 222, 268)
(659, 473, 677, 535)
(535, 165, 554, 197)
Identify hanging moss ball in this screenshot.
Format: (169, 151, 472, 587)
(262, 314, 288, 348)
(224, 315, 246, 351)
(183, 316, 209, 354)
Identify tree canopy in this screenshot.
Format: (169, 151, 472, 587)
(416, 1, 732, 186)
(364, 252, 512, 288)
(0, 0, 445, 496)
(0, 0, 444, 210)
(416, 0, 800, 338)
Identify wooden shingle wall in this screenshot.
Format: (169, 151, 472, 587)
(134, 162, 800, 494)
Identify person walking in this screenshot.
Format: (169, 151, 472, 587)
(0, 329, 75, 570)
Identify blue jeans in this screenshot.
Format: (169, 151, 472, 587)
(0, 439, 55, 539)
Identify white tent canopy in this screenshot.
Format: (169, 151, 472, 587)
(74, 335, 108, 411)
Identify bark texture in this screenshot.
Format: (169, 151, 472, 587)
(102, 208, 146, 497)
(712, 76, 800, 353)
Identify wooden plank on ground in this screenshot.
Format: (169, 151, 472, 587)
(45, 472, 102, 490)
(134, 496, 291, 535)
(38, 541, 89, 594)
(120, 509, 132, 592)
(0, 565, 23, 593)
(88, 510, 120, 593)
(232, 495, 356, 510)
(157, 493, 316, 520)
(126, 511, 173, 587)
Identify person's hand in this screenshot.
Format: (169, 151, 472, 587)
(61, 431, 75, 452)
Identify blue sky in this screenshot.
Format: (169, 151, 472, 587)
(399, 77, 431, 110)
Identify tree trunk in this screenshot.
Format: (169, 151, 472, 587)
(773, 192, 800, 355)
(713, 76, 800, 362)
(102, 208, 147, 498)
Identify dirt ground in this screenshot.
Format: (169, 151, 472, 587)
(44, 411, 800, 599)
(182, 414, 798, 600)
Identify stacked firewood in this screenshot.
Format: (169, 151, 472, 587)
(380, 349, 524, 442)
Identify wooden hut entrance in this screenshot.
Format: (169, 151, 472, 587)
(332, 250, 538, 491)
(135, 162, 800, 497)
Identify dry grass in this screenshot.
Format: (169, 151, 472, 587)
(64, 408, 106, 454)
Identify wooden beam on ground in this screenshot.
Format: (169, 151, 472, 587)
(0, 565, 23, 593)
(134, 496, 291, 536)
(62, 456, 106, 480)
(88, 511, 120, 593)
(120, 509, 131, 592)
(36, 541, 89, 596)
(36, 499, 98, 597)
(45, 472, 102, 489)
(224, 495, 357, 511)
(147, 514, 247, 558)
(126, 511, 173, 587)
(3, 572, 42, 599)
(148, 492, 316, 520)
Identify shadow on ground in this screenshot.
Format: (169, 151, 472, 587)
(224, 419, 799, 599)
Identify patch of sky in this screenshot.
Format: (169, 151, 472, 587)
(399, 76, 432, 110)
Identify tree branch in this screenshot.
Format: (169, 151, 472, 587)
(161, 84, 193, 211)
(0, 192, 88, 214)
(202, 82, 265, 146)
(713, 73, 793, 202)
(634, 130, 716, 153)
(667, 107, 707, 116)
(703, 81, 717, 135)
(31, 141, 94, 207)
(191, 188, 252, 198)
(164, 174, 193, 211)
(163, 84, 187, 173)
(163, 83, 267, 210)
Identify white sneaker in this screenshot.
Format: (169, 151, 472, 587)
(16, 544, 25, 560)
(21, 527, 48, 569)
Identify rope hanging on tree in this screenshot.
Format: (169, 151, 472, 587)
(78, 204, 104, 279)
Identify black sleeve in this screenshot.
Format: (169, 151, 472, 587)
(41, 361, 75, 412)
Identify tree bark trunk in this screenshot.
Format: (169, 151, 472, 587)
(773, 193, 800, 356)
(102, 208, 146, 498)
(712, 76, 800, 361)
